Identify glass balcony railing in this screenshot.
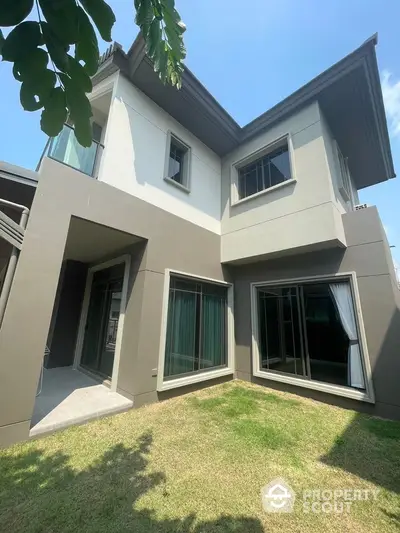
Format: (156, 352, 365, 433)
(38, 123, 104, 178)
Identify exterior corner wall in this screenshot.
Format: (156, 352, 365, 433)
(221, 102, 346, 262)
(229, 206, 400, 419)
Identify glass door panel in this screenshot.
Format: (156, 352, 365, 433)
(258, 286, 307, 377)
(81, 278, 107, 372)
(97, 285, 122, 378)
(81, 266, 124, 380)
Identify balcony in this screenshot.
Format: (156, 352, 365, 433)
(38, 123, 104, 179)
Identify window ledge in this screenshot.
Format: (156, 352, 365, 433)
(164, 176, 190, 194)
(253, 369, 375, 403)
(158, 367, 233, 392)
(232, 178, 296, 207)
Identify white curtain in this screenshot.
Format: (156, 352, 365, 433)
(329, 283, 365, 389)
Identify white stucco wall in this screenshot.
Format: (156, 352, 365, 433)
(221, 102, 347, 262)
(97, 74, 222, 234)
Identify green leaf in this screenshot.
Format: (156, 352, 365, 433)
(67, 55, 92, 93)
(2, 21, 43, 62)
(71, 116, 93, 147)
(160, 0, 175, 10)
(41, 22, 70, 72)
(0, 0, 34, 27)
(40, 87, 67, 137)
(61, 72, 93, 121)
(0, 29, 5, 55)
(75, 7, 99, 76)
(155, 41, 168, 82)
(80, 0, 116, 42)
(20, 69, 56, 111)
(20, 83, 42, 111)
(61, 70, 93, 145)
(147, 19, 161, 58)
(39, 0, 80, 45)
(13, 48, 49, 82)
(135, 0, 154, 29)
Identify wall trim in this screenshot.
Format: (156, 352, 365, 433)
(250, 271, 375, 403)
(73, 254, 131, 393)
(157, 269, 234, 392)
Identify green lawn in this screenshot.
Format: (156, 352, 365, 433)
(1, 381, 399, 532)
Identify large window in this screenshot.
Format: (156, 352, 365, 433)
(164, 276, 228, 380)
(255, 280, 367, 393)
(238, 142, 291, 200)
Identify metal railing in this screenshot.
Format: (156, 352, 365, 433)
(37, 123, 104, 179)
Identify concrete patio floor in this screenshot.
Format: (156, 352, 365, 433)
(30, 367, 133, 438)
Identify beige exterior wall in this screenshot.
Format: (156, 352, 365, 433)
(0, 158, 227, 447)
(221, 102, 347, 263)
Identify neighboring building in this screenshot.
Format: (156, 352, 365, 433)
(0, 34, 399, 448)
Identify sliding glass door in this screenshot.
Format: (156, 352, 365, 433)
(258, 286, 306, 377)
(256, 280, 366, 390)
(81, 264, 124, 379)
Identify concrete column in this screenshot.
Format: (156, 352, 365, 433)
(0, 187, 70, 447)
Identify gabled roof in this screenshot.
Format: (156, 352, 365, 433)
(93, 34, 395, 190)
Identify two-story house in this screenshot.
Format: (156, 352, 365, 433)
(0, 33, 398, 447)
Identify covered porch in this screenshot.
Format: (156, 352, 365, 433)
(29, 214, 146, 438)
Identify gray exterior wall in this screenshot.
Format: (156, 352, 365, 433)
(221, 102, 347, 263)
(230, 206, 400, 419)
(0, 158, 228, 447)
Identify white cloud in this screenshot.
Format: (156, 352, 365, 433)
(381, 70, 400, 137)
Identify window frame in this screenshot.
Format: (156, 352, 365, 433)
(231, 134, 296, 205)
(335, 141, 354, 204)
(164, 131, 192, 193)
(157, 269, 234, 391)
(250, 272, 375, 403)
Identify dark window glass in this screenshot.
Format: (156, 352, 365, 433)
(256, 282, 365, 390)
(164, 277, 228, 379)
(168, 141, 186, 184)
(238, 144, 291, 200)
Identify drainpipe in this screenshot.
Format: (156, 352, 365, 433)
(0, 199, 30, 328)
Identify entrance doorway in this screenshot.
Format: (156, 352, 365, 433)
(80, 262, 125, 380)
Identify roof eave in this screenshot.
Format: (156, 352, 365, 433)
(93, 34, 395, 186)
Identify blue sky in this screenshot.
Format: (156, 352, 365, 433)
(0, 0, 399, 270)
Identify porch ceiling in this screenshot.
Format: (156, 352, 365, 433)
(63, 216, 143, 263)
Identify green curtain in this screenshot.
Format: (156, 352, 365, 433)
(164, 290, 197, 377)
(200, 294, 225, 369)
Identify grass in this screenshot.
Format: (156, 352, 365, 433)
(1, 381, 399, 532)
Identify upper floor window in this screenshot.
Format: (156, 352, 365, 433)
(237, 141, 291, 200)
(164, 133, 191, 192)
(336, 143, 352, 202)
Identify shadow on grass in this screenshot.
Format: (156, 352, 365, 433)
(0, 432, 264, 533)
(320, 413, 400, 495)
